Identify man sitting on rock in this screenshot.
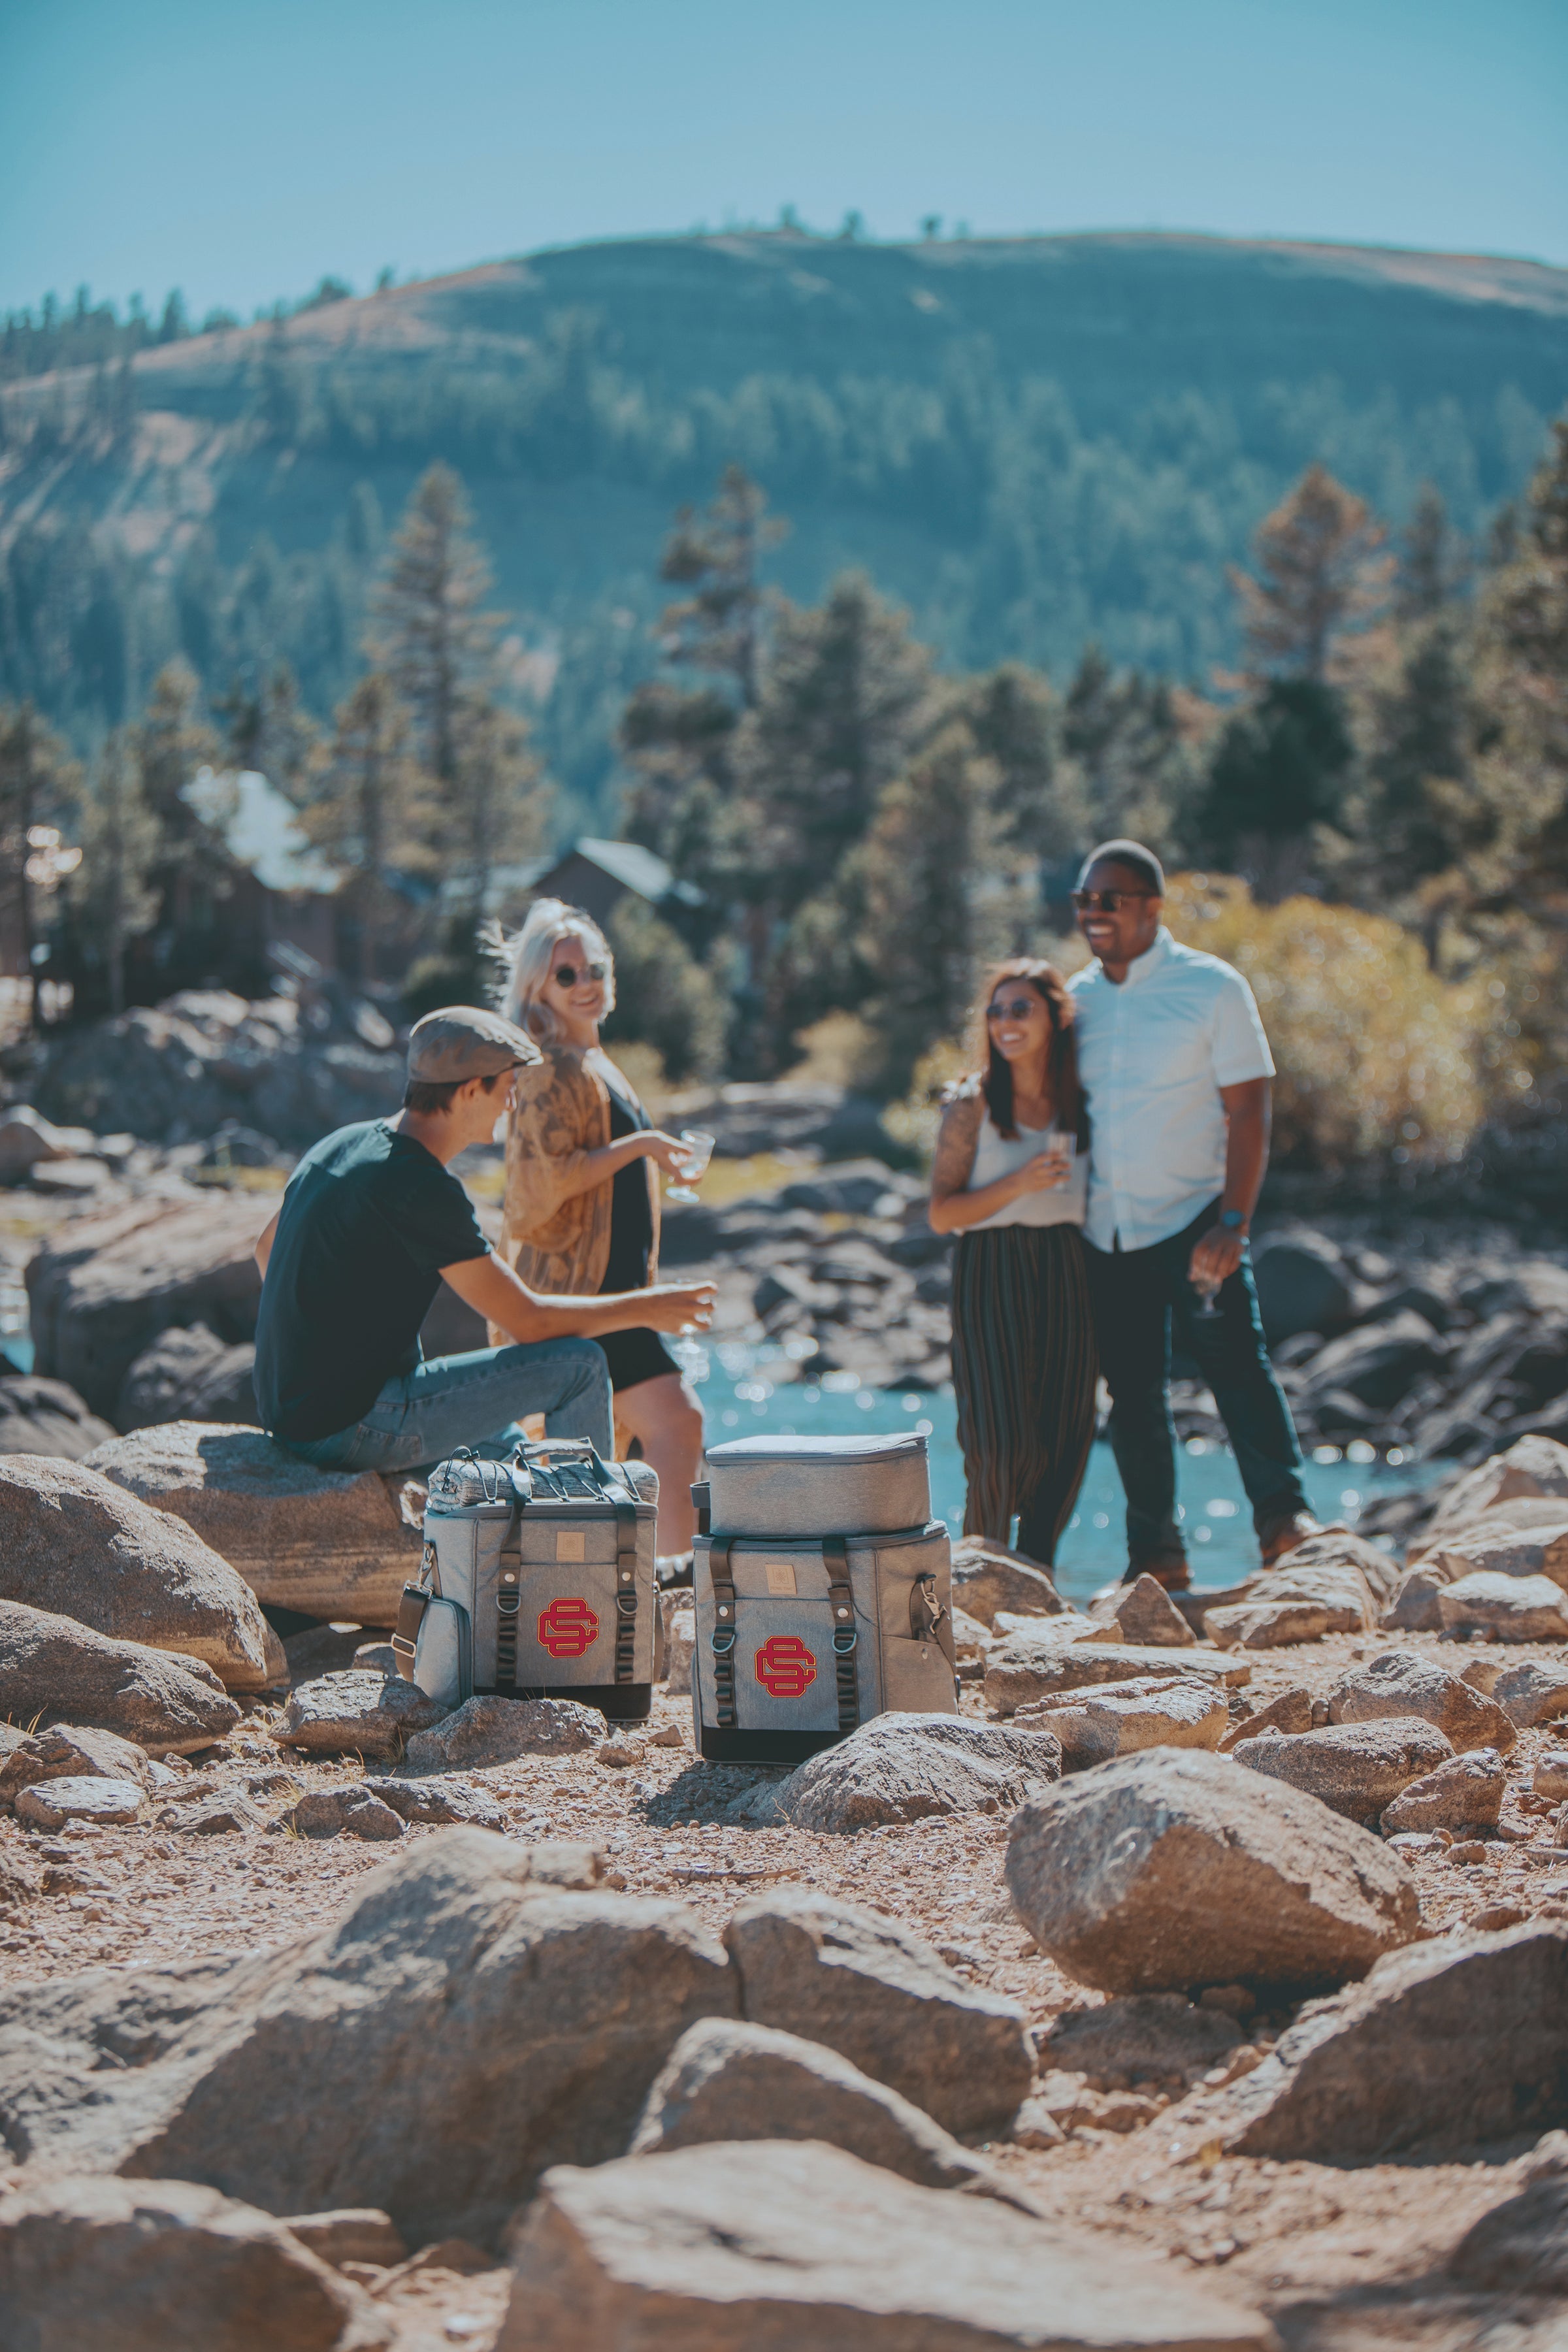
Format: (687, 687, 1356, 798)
(252, 1005, 715, 1472)
(1069, 840, 1326, 1591)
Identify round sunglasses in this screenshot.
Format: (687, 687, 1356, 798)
(551, 958, 608, 988)
(986, 994, 1047, 1021)
(1071, 889, 1156, 914)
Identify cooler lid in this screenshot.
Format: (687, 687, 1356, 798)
(706, 1431, 928, 1465)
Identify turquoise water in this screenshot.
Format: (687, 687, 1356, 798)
(678, 1341, 1438, 1605)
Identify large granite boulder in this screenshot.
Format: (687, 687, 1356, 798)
(0, 2175, 390, 2352)
(0, 1597, 241, 1754)
(723, 1889, 1032, 2136)
(1186, 1921, 1568, 2159)
(0, 1373, 116, 1462)
(0, 1455, 276, 1691)
(502, 2141, 1276, 2351)
(1412, 1435, 1568, 1561)
(753, 1716, 1061, 1831)
(85, 1423, 420, 1623)
(25, 1193, 269, 1418)
(0, 1830, 736, 2251)
(116, 1327, 258, 1434)
(1005, 1748, 1418, 1997)
(1230, 1718, 1455, 1827)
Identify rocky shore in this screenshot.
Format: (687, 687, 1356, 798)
(4, 1028, 1568, 2342)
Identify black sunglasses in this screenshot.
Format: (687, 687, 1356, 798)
(986, 996, 1045, 1022)
(552, 959, 607, 988)
(1071, 889, 1156, 914)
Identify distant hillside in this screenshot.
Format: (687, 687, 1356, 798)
(3, 230, 1565, 828)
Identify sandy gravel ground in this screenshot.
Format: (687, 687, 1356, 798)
(3, 1634, 1567, 2347)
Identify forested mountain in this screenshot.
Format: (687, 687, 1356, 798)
(3, 229, 1565, 827)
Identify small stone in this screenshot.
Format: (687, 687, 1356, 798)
(172, 1795, 267, 1836)
(0, 1722, 152, 1806)
(359, 1776, 506, 1829)
(278, 1671, 448, 1759)
(596, 1738, 645, 1768)
(403, 1694, 601, 1772)
(1205, 1590, 1364, 1650)
(1328, 1650, 1516, 1754)
(1232, 1718, 1454, 1827)
(629, 2017, 1035, 2207)
(1217, 1687, 1313, 1751)
(724, 1887, 1033, 2135)
(517, 1841, 604, 1889)
(662, 1605, 694, 1695)
(1488, 1659, 1568, 1727)
(1018, 1676, 1228, 1768)
(1105, 1575, 1198, 1648)
(14, 1776, 144, 1830)
(1536, 1753, 1568, 1803)
(1380, 1747, 1507, 1835)
(985, 1637, 1243, 1716)
(1008, 2095, 1067, 2148)
(645, 1720, 685, 1749)
(1437, 1572, 1568, 1641)
(766, 1716, 1061, 1833)
(340, 1790, 405, 1842)
(1043, 1993, 1242, 2085)
(948, 1539, 1066, 1626)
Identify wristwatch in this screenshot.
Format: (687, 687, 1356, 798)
(1218, 1208, 1248, 1232)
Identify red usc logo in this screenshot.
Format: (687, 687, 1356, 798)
(538, 1597, 600, 1658)
(754, 1634, 817, 1700)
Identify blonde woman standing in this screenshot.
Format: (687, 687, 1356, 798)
(494, 899, 706, 1552)
(929, 958, 1096, 1568)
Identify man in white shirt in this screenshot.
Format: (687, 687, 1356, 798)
(1068, 839, 1321, 1590)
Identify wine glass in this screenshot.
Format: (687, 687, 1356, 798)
(666, 1128, 715, 1207)
(1190, 1273, 1224, 1323)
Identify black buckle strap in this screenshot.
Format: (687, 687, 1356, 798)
(708, 1533, 738, 1728)
(911, 1570, 958, 1686)
(392, 1544, 436, 1681)
(613, 1498, 639, 1684)
(823, 1534, 858, 1734)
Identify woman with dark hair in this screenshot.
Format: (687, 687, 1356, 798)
(928, 959, 1097, 1567)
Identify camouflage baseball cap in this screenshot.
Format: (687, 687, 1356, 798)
(406, 1005, 541, 1084)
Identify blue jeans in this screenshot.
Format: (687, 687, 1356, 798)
(277, 1339, 613, 1475)
(1085, 1203, 1309, 1571)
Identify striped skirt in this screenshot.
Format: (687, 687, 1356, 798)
(949, 1222, 1098, 1568)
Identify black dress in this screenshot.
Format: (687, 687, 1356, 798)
(596, 1085, 679, 1394)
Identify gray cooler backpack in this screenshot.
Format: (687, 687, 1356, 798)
(691, 1432, 958, 1763)
(394, 1441, 659, 1722)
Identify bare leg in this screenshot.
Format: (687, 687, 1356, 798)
(612, 1371, 705, 1553)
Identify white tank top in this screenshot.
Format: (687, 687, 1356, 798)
(964, 1115, 1088, 1232)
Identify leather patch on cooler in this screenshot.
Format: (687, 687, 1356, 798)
(555, 1529, 586, 1562)
(754, 1633, 817, 1699)
(538, 1597, 600, 1658)
(763, 1561, 797, 1595)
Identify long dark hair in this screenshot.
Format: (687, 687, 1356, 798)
(974, 959, 1085, 1145)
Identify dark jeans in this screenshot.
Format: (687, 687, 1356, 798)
(1085, 1202, 1309, 1570)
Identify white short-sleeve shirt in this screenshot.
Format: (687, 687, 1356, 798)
(1067, 927, 1274, 1253)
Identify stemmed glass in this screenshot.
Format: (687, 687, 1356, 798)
(666, 1128, 715, 1207)
(1190, 1274, 1224, 1324)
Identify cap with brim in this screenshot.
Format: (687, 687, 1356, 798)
(407, 1005, 542, 1085)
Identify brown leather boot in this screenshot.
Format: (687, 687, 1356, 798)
(1124, 1554, 1192, 1593)
(1258, 1511, 1348, 1568)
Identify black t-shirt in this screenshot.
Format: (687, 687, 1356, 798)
(598, 1085, 654, 1295)
(254, 1120, 490, 1441)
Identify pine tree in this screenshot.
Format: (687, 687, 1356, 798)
(1396, 483, 1465, 623)
(445, 691, 549, 941)
(1193, 679, 1355, 896)
(856, 719, 1004, 1094)
(0, 702, 82, 1026)
(370, 465, 498, 787)
(75, 732, 161, 1015)
(619, 467, 785, 876)
(1060, 647, 1192, 854)
(1230, 464, 1394, 681)
(305, 672, 428, 983)
(740, 572, 934, 913)
(960, 662, 1079, 857)
(130, 661, 227, 912)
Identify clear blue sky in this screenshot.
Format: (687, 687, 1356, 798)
(3, 0, 1564, 319)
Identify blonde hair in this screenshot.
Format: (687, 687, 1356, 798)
(490, 898, 617, 1048)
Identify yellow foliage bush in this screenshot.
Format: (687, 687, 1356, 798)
(1164, 875, 1486, 1168)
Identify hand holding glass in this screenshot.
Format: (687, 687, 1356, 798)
(666, 1128, 715, 1205)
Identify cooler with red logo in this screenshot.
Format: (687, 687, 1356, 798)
(691, 1434, 959, 1763)
(402, 1441, 659, 1722)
